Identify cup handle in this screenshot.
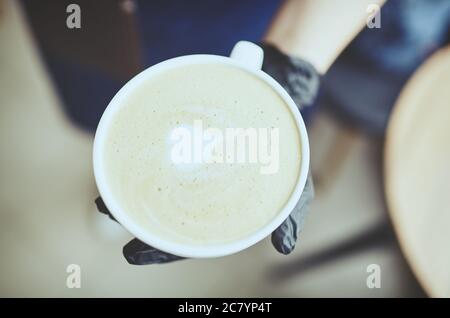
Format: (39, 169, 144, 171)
(230, 41, 264, 70)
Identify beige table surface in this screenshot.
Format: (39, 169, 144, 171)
(385, 46, 450, 297)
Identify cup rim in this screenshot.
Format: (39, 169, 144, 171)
(93, 54, 310, 258)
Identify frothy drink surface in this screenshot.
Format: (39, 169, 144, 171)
(103, 64, 301, 245)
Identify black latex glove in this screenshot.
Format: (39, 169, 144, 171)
(95, 43, 320, 264)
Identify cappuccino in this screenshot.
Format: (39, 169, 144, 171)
(102, 63, 301, 245)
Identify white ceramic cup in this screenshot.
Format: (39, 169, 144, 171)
(93, 41, 310, 258)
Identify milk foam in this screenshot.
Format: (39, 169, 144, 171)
(103, 64, 301, 244)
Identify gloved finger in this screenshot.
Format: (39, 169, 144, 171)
(95, 197, 184, 264)
(123, 238, 185, 265)
(95, 196, 117, 222)
(260, 43, 320, 110)
(271, 172, 314, 255)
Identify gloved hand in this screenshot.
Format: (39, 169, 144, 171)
(95, 43, 320, 265)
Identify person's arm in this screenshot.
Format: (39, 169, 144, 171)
(264, 0, 386, 74)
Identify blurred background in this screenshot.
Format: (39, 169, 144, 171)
(1, 0, 449, 297)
